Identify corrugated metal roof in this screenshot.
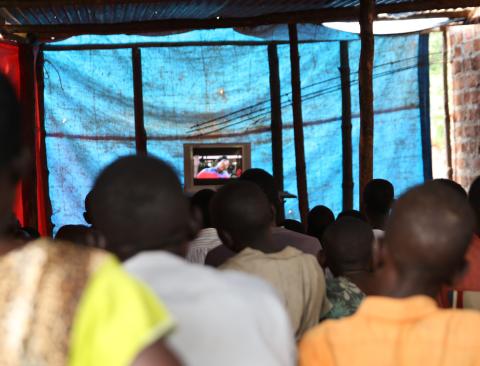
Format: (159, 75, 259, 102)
(0, 0, 469, 25)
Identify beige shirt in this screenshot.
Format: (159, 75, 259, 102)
(220, 246, 330, 338)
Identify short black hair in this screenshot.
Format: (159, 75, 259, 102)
(240, 168, 280, 217)
(191, 189, 215, 228)
(322, 217, 373, 276)
(433, 179, 467, 198)
(363, 179, 394, 216)
(337, 209, 368, 223)
(307, 205, 335, 241)
(90, 155, 191, 258)
(211, 180, 272, 247)
(216, 155, 229, 164)
(282, 219, 305, 234)
(0, 74, 20, 169)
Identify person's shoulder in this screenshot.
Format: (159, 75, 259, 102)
(23, 238, 111, 273)
(274, 227, 321, 254)
(439, 308, 480, 326)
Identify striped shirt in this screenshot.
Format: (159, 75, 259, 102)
(186, 228, 222, 264)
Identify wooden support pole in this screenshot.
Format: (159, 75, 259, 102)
(34, 49, 53, 236)
(132, 47, 147, 155)
(288, 23, 309, 225)
(340, 41, 353, 211)
(268, 44, 285, 223)
(18, 44, 38, 228)
(359, 0, 375, 212)
(443, 28, 453, 180)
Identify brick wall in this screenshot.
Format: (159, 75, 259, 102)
(449, 24, 480, 189)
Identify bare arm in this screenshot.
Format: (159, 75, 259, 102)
(131, 339, 182, 366)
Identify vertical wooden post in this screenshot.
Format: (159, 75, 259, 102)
(340, 41, 353, 211)
(443, 29, 453, 180)
(418, 34, 433, 181)
(359, 0, 375, 212)
(288, 23, 309, 225)
(34, 49, 53, 236)
(268, 44, 285, 223)
(19, 44, 38, 228)
(132, 47, 147, 155)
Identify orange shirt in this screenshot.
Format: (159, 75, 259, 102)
(299, 296, 480, 366)
(455, 234, 480, 291)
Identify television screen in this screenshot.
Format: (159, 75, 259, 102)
(193, 146, 244, 185)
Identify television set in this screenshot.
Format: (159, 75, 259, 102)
(184, 143, 251, 192)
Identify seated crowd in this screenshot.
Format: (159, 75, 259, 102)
(1, 73, 480, 366)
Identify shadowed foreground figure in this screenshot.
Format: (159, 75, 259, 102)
(214, 181, 330, 339)
(322, 217, 375, 319)
(0, 74, 178, 366)
(300, 183, 480, 366)
(90, 156, 295, 366)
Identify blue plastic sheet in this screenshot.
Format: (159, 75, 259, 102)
(43, 29, 427, 231)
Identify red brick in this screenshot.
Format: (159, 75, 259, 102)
(465, 28, 474, 41)
(456, 159, 467, 169)
(464, 41, 474, 55)
(455, 46, 463, 58)
(454, 93, 463, 105)
(467, 74, 479, 88)
(453, 61, 463, 74)
(472, 55, 480, 70)
(474, 39, 480, 51)
(456, 32, 464, 44)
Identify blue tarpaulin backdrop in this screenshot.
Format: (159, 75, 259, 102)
(43, 27, 429, 232)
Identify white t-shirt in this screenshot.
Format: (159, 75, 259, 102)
(125, 251, 296, 366)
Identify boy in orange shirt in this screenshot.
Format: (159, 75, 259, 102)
(299, 182, 480, 366)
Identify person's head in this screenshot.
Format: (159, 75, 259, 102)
(337, 209, 368, 223)
(469, 176, 480, 234)
(211, 180, 273, 253)
(90, 155, 194, 260)
(322, 217, 374, 277)
(380, 182, 474, 297)
(240, 168, 280, 224)
(282, 219, 305, 234)
(432, 178, 467, 198)
(191, 189, 215, 229)
(83, 191, 94, 225)
(363, 179, 394, 228)
(307, 205, 335, 241)
(216, 156, 230, 172)
(0, 74, 24, 237)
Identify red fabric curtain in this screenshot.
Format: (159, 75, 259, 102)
(0, 42, 50, 235)
(0, 43, 24, 226)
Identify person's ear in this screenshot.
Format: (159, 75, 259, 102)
(217, 229, 235, 250)
(317, 249, 327, 269)
(190, 206, 203, 234)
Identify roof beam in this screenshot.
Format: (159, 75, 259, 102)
(0, 0, 478, 37)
